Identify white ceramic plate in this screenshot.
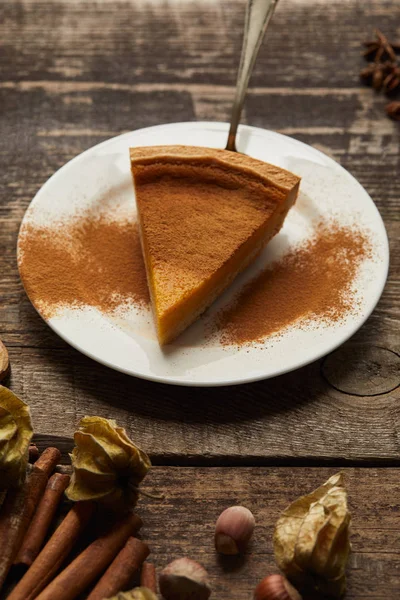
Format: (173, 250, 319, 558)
(18, 122, 389, 386)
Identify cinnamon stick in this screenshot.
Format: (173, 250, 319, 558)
(35, 447, 62, 476)
(0, 487, 24, 592)
(7, 501, 95, 600)
(87, 537, 150, 600)
(35, 512, 142, 600)
(140, 562, 157, 592)
(0, 467, 47, 592)
(14, 472, 70, 567)
(28, 444, 40, 463)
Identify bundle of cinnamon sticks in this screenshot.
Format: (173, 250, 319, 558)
(0, 445, 156, 600)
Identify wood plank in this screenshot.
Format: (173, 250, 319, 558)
(3, 464, 398, 598)
(1, 0, 399, 88)
(0, 0, 399, 461)
(5, 344, 395, 464)
(100, 467, 400, 598)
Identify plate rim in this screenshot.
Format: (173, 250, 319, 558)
(18, 121, 390, 387)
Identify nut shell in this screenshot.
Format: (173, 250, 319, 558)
(214, 506, 255, 555)
(0, 340, 10, 382)
(159, 558, 211, 600)
(254, 574, 302, 600)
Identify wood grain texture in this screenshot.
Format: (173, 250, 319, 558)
(0, 0, 399, 459)
(3, 465, 399, 599)
(121, 467, 400, 598)
(6, 337, 400, 464)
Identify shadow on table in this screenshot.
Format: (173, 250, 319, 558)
(30, 307, 396, 430)
(45, 341, 325, 425)
(22, 292, 398, 466)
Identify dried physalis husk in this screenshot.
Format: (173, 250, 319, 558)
(106, 587, 158, 600)
(0, 386, 33, 490)
(66, 416, 151, 509)
(274, 473, 351, 598)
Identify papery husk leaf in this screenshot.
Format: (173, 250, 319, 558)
(77, 417, 149, 476)
(0, 386, 33, 489)
(274, 473, 350, 598)
(66, 416, 151, 508)
(294, 502, 330, 570)
(274, 473, 342, 575)
(310, 486, 350, 578)
(106, 587, 158, 600)
(65, 465, 117, 501)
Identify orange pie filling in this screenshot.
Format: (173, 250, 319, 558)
(130, 146, 300, 345)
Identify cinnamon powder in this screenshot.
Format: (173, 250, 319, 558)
(19, 214, 372, 345)
(212, 223, 372, 346)
(18, 215, 150, 319)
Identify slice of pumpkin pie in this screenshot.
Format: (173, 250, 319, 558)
(130, 145, 300, 345)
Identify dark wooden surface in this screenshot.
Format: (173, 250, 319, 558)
(0, 2, 400, 597)
(135, 467, 400, 599)
(0, 0, 399, 461)
(3, 464, 400, 599)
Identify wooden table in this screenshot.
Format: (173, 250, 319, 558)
(1, 0, 399, 597)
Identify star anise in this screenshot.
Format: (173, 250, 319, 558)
(363, 29, 400, 62)
(361, 30, 400, 120)
(386, 101, 400, 121)
(361, 30, 400, 95)
(360, 61, 393, 91)
(383, 63, 400, 93)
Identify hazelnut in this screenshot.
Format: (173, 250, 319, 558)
(159, 558, 211, 600)
(0, 340, 10, 382)
(254, 574, 302, 600)
(214, 505, 255, 555)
